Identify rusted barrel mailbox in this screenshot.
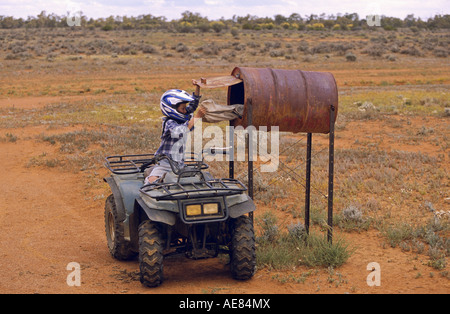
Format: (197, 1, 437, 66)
(195, 66, 338, 242)
(223, 67, 338, 242)
(227, 67, 338, 133)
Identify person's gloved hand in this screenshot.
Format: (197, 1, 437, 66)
(185, 93, 201, 114)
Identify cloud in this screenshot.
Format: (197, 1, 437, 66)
(203, 0, 223, 5)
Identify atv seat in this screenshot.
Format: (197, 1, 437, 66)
(163, 168, 214, 184)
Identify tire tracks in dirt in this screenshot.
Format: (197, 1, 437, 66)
(0, 136, 106, 292)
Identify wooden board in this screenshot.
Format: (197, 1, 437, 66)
(193, 76, 243, 89)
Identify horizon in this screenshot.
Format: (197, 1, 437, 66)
(0, 0, 448, 21)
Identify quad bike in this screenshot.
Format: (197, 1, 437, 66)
(103, 149, 256, 287)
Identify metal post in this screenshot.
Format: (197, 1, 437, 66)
(247, 99, 254, 222)
(228, 121, 234, 179)
(327, 105, 336, 243)
(304, 133, 312, 235)
(247, 135, 254, 198)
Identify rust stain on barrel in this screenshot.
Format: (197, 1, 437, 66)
(228, 67, 338, 134)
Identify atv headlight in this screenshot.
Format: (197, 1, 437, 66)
(181, 199, 226, 223)
(186, 204, 202, 216)
(203, 203, 219, 215)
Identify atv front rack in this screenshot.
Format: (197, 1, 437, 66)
(140, 178, 247, 201)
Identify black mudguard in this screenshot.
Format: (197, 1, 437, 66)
(135, 197, 177, 226)
(228, 195, 256, 218)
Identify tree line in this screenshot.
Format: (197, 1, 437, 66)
(0, 11, 449, 31)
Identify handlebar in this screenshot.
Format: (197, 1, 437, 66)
(204, 146, 232, 155)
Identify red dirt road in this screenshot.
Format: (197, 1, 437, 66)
(1, 125, 448, 294)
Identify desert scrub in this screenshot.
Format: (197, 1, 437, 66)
(0, 94, 162, 129)
(36, 126, 161, 172)
(345, 52, 357, 61)
(40, 127, 159, 153)
(27, 152, 63, 169)
(256, 211, 353, 269)
(0, 133, 18, 143)
(256, 211, 280, 244)
(381, 216, 449, 270)
(335, 204, 372, 232)
(339, 89, 449, 116)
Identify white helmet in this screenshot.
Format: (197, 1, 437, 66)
(160, 89, 194, 122)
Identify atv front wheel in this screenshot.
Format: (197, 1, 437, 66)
(230, 216, 256, 280)
(138, 220, 164, 287)
(104, 194, 136, 260)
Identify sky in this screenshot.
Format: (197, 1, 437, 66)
(0, 0, 448, 21)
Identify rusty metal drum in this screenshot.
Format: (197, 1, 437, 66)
(227, 67, 338, 134)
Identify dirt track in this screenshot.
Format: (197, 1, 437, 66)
(1, 107, 448, 294)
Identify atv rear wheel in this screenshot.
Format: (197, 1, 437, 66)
(230, 216, 256, 280)
(104, 194, 136, 260)
(138, 220, 164, 287)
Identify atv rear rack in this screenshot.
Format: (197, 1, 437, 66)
(105, 153, 207, 175)
(140, 178, 247, 200)
(105, 154, 156, 174)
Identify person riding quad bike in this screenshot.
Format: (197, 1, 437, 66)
(103, 84, 256, 287)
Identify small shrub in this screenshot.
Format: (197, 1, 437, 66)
(101, 24, 114, 31)
(382, 223, 414, 248)
(297, 41, 309, 53)
(257, 211, 279, 243)
(345, 52, 356, 61)
(337, 204, 371, 231)
(141, 44, 156, 54)
(301, 234, 353, 268)
(311, 42, 332, 54)
(416, 126, 434, 136)
(210, 21, 226, 33)
(46, 53, 57, 62)
(390, 44, 400, 53)
(270, 50, 285, 58)
(5, 53, 19, 60)
(1, 133, 18, 142)
(400, 46, 423, 57)
(343, 205, 363, 223)
(386, 54, 397, 61)
(433, 48, 448, 58)
(363, 44, 385, 57)
(200, 43, 220, 56)
(287, 222, 306, 240)
(174, 42, 189, 53)
(307, 23, 325, 31)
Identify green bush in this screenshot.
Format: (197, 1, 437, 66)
(256, 211, 353, 269)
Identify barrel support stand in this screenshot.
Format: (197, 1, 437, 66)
(304, 133, 312, 235)
(228, 99, 254, 224)
(327, 105, 336, 243)
(304, 105, 335, 243)
(246, 99, 254, 223)
(228, 101, 335, 241)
